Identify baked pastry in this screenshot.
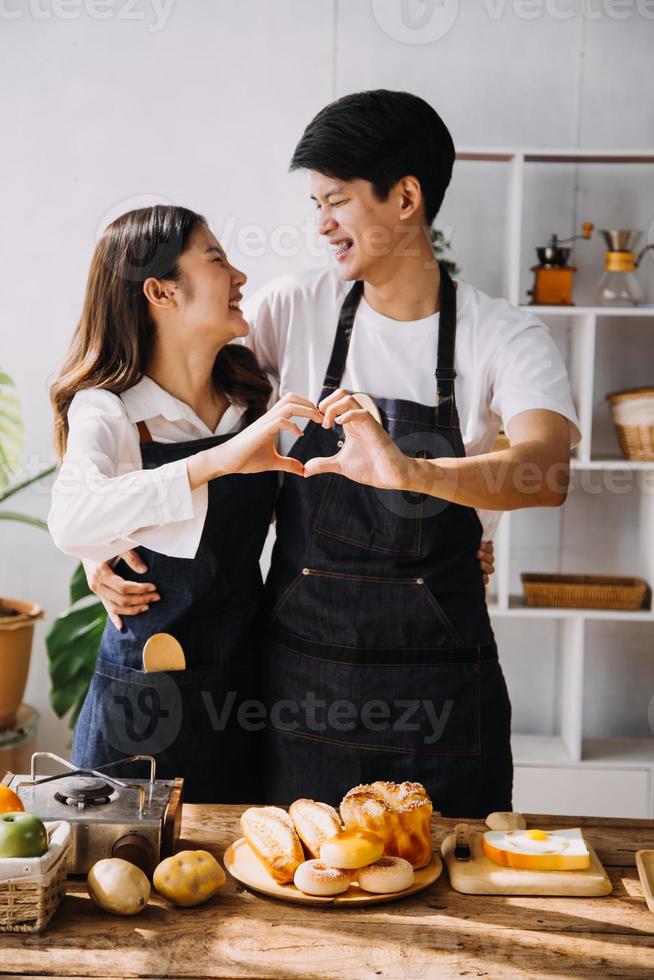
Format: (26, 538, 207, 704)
(340, 781, 433, 869)
(240, 806, 304, 885)
(289, 799, 343, 859)
(319, 829, 384, 869)
(357, 856, 414, 894)
(293, 859, 351, 896)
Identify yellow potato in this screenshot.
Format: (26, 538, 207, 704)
(87, 858, 150, 916)
(153, 849, 226, 907)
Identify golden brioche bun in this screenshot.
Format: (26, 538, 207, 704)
(340, 781, 433, 869)
(240, 806, 304, 885)
(319, 829, 384, 870)
(289, 799, 343, 859)
(357, 856, 414, 894)
(293, 859, 351, 896)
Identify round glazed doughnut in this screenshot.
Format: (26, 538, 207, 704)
(357, 856, 414, 894)
(319, 830, 384, 870)
(293, 859, 351, 896)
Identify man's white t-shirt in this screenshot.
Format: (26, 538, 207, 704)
(242, 266, 581, 539)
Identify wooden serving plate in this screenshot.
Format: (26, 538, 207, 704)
(224, 838, 442, 907)
(442, 829, 612, 896)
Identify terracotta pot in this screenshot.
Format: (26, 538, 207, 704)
(0, 598, 43, 730)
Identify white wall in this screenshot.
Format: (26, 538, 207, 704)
(1, 0, 653, 759)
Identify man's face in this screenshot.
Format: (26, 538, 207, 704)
(310, 171, 411, 284)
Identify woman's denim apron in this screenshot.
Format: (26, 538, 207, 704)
(261, 263, 513, 817)
(71, 422, 277, 803)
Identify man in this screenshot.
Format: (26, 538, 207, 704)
(87, 90, 579, 817)
(242, 90, 579, 816)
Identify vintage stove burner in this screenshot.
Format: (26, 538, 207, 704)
(54, 775, 116, 808)
(2, 752, 184, 875)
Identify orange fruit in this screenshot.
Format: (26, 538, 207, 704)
(0, 785, 24, 814)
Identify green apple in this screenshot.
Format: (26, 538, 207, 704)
(0, 811, 48, 858)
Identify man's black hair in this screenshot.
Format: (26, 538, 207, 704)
(290, 90, 455, 225)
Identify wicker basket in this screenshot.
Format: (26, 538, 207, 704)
(521, 573, 649, 611)
(0, 820, 71, 933)
(607, 387, 654, 461)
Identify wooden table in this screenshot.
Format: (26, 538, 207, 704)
(2, 807, 654, 979)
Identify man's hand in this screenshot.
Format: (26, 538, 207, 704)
(303, 389, 410, 487)
(83, 551, 160, 631)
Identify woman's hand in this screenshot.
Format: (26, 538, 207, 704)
(82, 552, 160, 631)
(477, 539, 495, 585)
(189, 392, 323, 486)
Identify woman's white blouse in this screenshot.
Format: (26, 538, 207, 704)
(48, 376, 245, 563)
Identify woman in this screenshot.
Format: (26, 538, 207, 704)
(48, 204, 321, 803)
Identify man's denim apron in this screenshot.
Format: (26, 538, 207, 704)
(261, 263, 513, 817)
(71, 422, 278, 803)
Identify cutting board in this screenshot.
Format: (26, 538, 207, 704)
(442, 829, 612, 896)
(636, 850, 654, 913)
(224, 837, 442, 907)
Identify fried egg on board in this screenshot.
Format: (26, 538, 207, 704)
(482, 827, 591, 870)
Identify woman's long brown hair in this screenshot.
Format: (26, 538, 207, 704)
(51, 205, 272, 458)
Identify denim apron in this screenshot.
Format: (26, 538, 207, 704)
(71, 419, 278, 803)
(261, 262, 513, 817)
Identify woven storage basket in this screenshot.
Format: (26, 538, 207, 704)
(0, 820, 71, 933)
(521, 574, 649, 611)
(607, 387, 654, 461)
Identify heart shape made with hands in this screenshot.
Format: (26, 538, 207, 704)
(302, 391, 405, 486)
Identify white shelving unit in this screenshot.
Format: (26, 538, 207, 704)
(456, 147, 654, 817)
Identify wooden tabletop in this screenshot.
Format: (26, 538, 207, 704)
(2, 806, 654, 979)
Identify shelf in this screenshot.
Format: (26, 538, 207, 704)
(512, 734, 572, 766)
(460, 145, 654, 815)
(571, 457, 654, 471)
(518, 305, 654, 317)
(582, 739, 654, 768)
(457, 147, 654, 164)
(513, 734, 654, 769)
(488, 596, 654, 622)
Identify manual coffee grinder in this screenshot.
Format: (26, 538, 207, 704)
(527, 222, 594, 306)
(594, 229, 654, 307)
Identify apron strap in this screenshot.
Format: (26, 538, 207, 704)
(320, 262, 459, 427)
(136, 420, 153, 445)
(322, 279, 364, 390)
(435, 262, 458, 428)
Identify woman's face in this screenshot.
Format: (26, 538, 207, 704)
(168, 224, 248, 344)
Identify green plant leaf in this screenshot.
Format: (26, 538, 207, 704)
(70, 561, 93, 603)
(0, 372, 26, 493)
(0, 465, 56, 504)
(46, 586, 106, 731)
(0, 511, 48, 531)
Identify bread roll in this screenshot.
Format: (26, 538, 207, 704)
(340, 781, 433, 869)
(319, 829, 384, 870)
(293, 859, 351, 896)
(357, 856, 414, 894)
(240, 806, 304, 885)
(289, 799, 343, 859)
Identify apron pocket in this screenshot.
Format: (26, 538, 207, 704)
(313, 474, 423, 556)
(270, 569, 464, 649)
(81, 657, 246, 778)
(264, 637, 480, 756)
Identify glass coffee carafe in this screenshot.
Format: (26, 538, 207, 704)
(595, 229, 654, 307)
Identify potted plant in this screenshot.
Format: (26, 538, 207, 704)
(0, 369, 106, 744)
(0, 371, 52, 729)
